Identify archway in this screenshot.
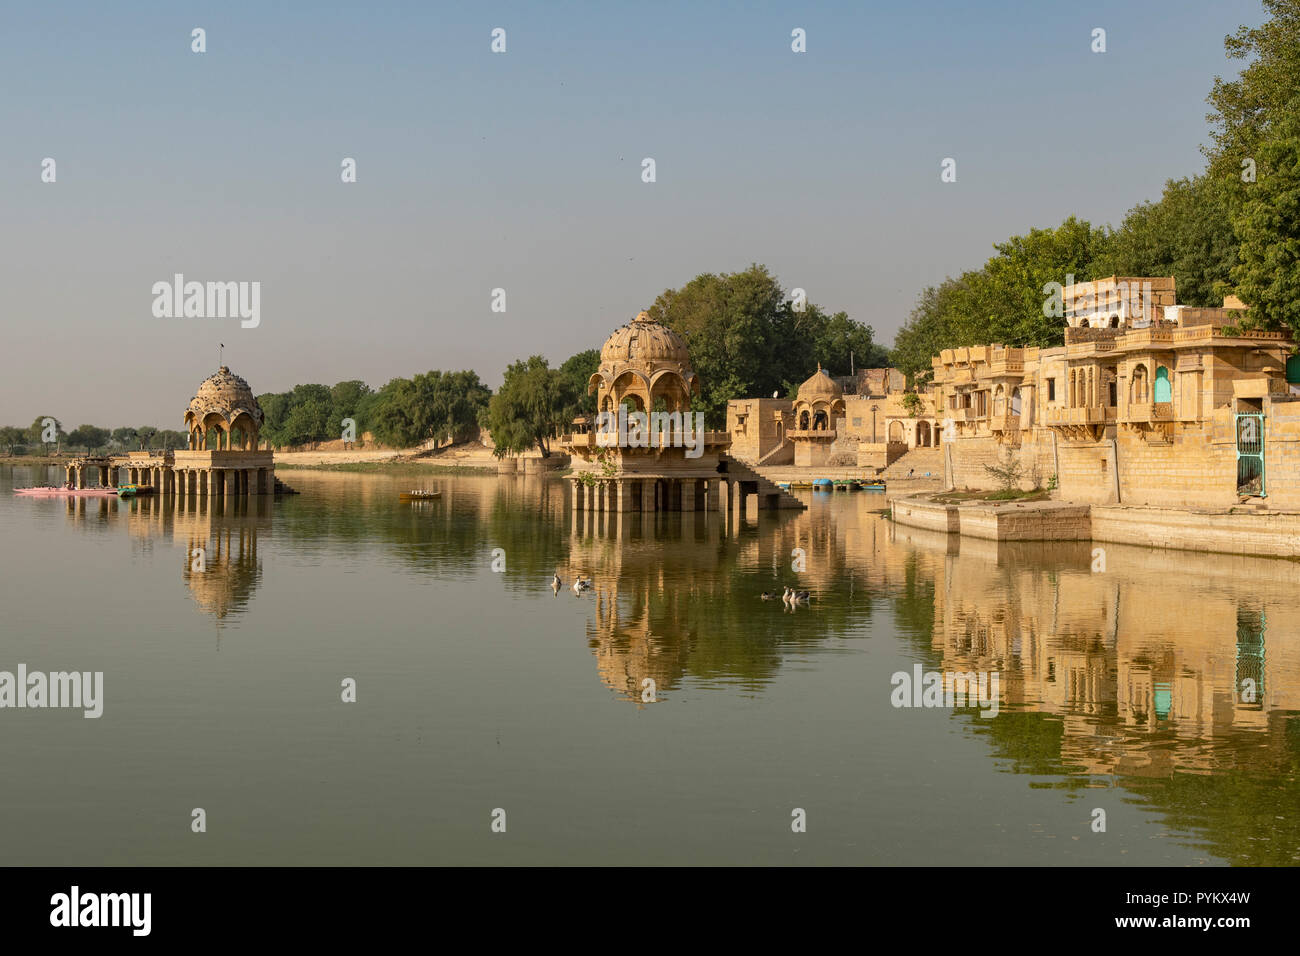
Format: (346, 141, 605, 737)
(1131, 364, 1150, 404)
(1154, 366, 1171, 403)
(888, 420, 905, 443)
(916, 420, 932, 447)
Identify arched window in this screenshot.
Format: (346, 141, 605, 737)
(1131, 364, 1149, 404)
(799, 410, 810, 430)
(1154, 366, 1171, 404)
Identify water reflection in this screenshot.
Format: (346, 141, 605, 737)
(58, 491, 270, 624)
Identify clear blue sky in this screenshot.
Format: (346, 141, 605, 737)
(0, 0, 1265, 424)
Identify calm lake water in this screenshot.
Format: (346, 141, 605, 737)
(2, 463, 1298, 865)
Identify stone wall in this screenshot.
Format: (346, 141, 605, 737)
(945, 435, 1055, 492)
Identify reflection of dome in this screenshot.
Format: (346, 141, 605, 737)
(796, 364, 843, 402)
(590, 311, 699, 412)
(599, 310, 692, 367)
(186, 366, 263, 426)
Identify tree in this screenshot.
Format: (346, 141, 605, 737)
(111, 427, 138, 450)
(1229, 104, 1300, 334)
(557, 349, 601, 419)
(135, 426, 159, 450)
(0, 426, 25, 454)
(1088, 176, 1237, 307)
(67, 425, 109, 453)
(647, 264, 873, 425)
(808, 310, 890, 376)
(330, 380, 373, 436)
(369, 371, 490, 448)
(1206, 0, 1300, 176)
(484, 356, 572, 458)
(26, 416, 64, 453)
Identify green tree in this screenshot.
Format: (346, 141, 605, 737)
(26, 416, 64, 453)
(557, 349, 601, 418)
(485, 356, 572, 457)
(1088, 176, 1237, 307)
(330, 380, 373, 437)
(110, 427, 138, 450)
(1206, 0, 1300, 177)
(0, 426, 25, 454)
(647, 264, 871, 425)
(67, 425, 109, 453)
(1229, 105, 1300, 334)
(135, 426, 159, 450)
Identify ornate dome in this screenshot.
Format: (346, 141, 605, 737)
(589, 311, 699, 412)
(599, 311, 692, 368)
(796, 364, 843, 403)
(185, 366, 264, 427)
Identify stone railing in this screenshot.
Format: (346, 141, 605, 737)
(1125, 402, 1174, 423)
(1044, 405, 1115, 426)
(988, 413, 1022, 432)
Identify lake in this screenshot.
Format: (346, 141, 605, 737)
(1, 464, 1297, 865)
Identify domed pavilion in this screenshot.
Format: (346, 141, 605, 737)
(172, 366, 276, 497)
(790, 365, 846, 466)
(561, 311, 802, 516)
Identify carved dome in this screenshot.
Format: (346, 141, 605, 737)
(796, 364, 843, 403)
(185, 366, 264, 428)
(589, 311, 699, 412)
(599, 311, 692, 368)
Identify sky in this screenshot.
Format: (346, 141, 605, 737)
(0, 0, 1267, 425)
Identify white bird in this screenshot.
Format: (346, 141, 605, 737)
(552, 572, 562, 590)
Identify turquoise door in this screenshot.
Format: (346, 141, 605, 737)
(1153, 367, 1171, 403)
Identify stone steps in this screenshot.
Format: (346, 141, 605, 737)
(880, 447, 945, 480)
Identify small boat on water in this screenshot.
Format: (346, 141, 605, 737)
(117, 484, 155, 498)
(15, 487, 118, 498)
(399, 490, 442, 501)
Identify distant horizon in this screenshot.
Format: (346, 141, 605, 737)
(1, 0, 1263, 424)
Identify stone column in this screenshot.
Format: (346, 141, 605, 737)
(642, 478, 656, 514)
(706, 478, 719, 512)
(572, 480, 582, 511)
(76, 466, 86, 489)
(681, 478, 696, 512)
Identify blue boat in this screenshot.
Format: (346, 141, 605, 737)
(813, 478, 834, 491)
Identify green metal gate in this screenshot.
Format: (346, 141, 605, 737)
(1235, 412, 1266, 497)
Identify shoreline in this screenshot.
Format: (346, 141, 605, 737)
(889, 492, 1300, 560)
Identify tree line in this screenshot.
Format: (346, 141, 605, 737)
(893, 0, 1300, 383)
(0, 419, 188, 456)
(6, 267, 886, 460)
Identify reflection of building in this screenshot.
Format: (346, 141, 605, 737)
(561, 311, 802, 515)
(923, 534, 1300, 777)
(60, 492, 269, 624)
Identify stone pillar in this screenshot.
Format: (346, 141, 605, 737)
(681, 478, 696, 512)
(603, 481, 614, 513)
(616, 481, 631, 512)
(76, 466, 86, 489)
(706, 478, 719, 513)
(572, 480, 582, 511)
(642, 479, 655, 514)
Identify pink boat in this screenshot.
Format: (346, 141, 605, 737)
(14, 487, 119, 498)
